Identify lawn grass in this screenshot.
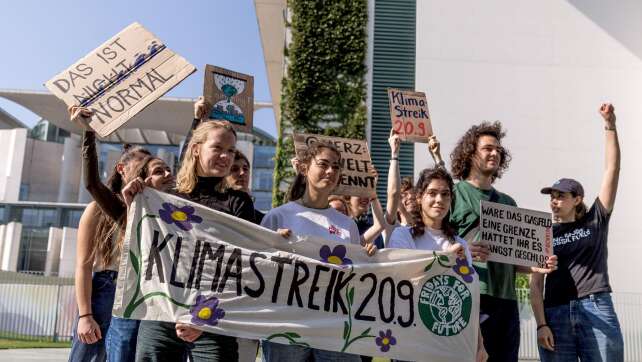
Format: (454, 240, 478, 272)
(0, 337, 70, 349)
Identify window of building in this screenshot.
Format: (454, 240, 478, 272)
(11, 207, 58, 228)
(62, 209, 84, 228)
(253, 191, 273, 211)
(19, 183, 29, 200)
(0, 205, 5, 223)
(253, 146, 275, 168)
(17, 227, 49, 273)
(252, 169, 273, 192)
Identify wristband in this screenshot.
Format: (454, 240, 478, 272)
(79, 313, 93, 319)
(537, 324, 548, 331)
(604, 124, 616, 131)
(390, 157, 398, 161)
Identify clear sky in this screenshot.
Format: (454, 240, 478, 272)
(0, 0, 277, 137)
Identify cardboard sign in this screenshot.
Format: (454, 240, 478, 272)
(45, 22, 196, 137)
(203, 65, 254, 133)
(387, 89, 433, 142)
(479, 201, 553, 268)
(114, 189, 480, 361)
(293, 133, 376, 198)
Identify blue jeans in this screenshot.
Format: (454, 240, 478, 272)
(262, 341, 360, 362)
(539, 293, 624, 362)
(69, 271, 117, 362)
(106, 316, 140, 362)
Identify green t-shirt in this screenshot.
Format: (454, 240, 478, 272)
(450, 180, 518, 300)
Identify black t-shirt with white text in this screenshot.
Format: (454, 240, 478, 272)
(544, 198, 612, 307)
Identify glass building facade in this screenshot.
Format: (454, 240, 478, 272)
(2, 203, 84, 272)
(252, 145, 276, 211)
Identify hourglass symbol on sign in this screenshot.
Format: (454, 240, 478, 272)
(209, 73, 247, 125)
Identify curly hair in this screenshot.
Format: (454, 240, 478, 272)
(410, 167, 457, 242)
(450, 121, 511, 181)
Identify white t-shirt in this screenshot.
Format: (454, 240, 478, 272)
(388, 226, 473, 264)
(261, 201, 361, 245)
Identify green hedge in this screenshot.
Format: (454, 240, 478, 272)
(272, 0, 368, 206)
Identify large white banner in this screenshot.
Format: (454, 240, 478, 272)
(114, 189, 479, 361)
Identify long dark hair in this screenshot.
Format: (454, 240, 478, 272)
(93, 147, 151, 268)
(410, 167, 457, 242)
(450, 121, 511, 181)
(105, 145, 152, 193)
(572, 192, 588, 220)
(287, 140, 342, 202)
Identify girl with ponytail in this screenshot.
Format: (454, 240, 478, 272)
(260, 139, 376, 362)
(68, 106, 173, 362)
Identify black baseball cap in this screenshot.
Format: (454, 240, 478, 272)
(540, 178, 584, 197)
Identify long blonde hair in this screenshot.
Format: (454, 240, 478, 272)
(176, 121, 237, 194)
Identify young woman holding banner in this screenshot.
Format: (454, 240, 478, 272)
(531, 103, 624, 362)
(68, 106, 173, 362)
(69, 149, 148, 362)
(261, 140, 377, 362)
(387, 166, 488, 362)
(123, 99, 255, 362)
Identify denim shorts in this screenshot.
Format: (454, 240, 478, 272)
(539, 293, 624, 362)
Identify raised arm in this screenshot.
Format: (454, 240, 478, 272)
(385, 130, 401, 224)
(598, 103, 620, 213)
(428, 135, 445, 167)
(361, 197, 386, 245)
(70, 106, 125, 222)
(178, 97, 211, 167)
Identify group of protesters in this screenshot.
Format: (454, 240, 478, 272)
(67, 93, 623, 362)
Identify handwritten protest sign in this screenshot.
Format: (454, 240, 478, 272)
(203, 65, 254, 133)
(479, 201, 553, 268)
(45, 22, 196, 137)
(387, 89, 433, 142)
(293, 133, 376, 198)
(113, 189, 480, 361)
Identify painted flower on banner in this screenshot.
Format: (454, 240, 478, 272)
(159, 203, 203, 231)
(190, 295, 225, 326)
(453, 258, 475, 283)
(375, 329, 397, 352)
(319, 245, 352, 266)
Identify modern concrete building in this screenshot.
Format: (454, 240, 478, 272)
(0, 90, 275, 276)
(254, 0, 642, 295)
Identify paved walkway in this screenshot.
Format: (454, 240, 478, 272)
(0, 348, 539, 361)
(0, 348, 70, 361)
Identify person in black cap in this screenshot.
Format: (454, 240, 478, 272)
(530, 103, 623, 362)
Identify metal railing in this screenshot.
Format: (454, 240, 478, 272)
(0, 271, 75, 342)
(0, 272, 641, 360)
(518, 289, 642, 361)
